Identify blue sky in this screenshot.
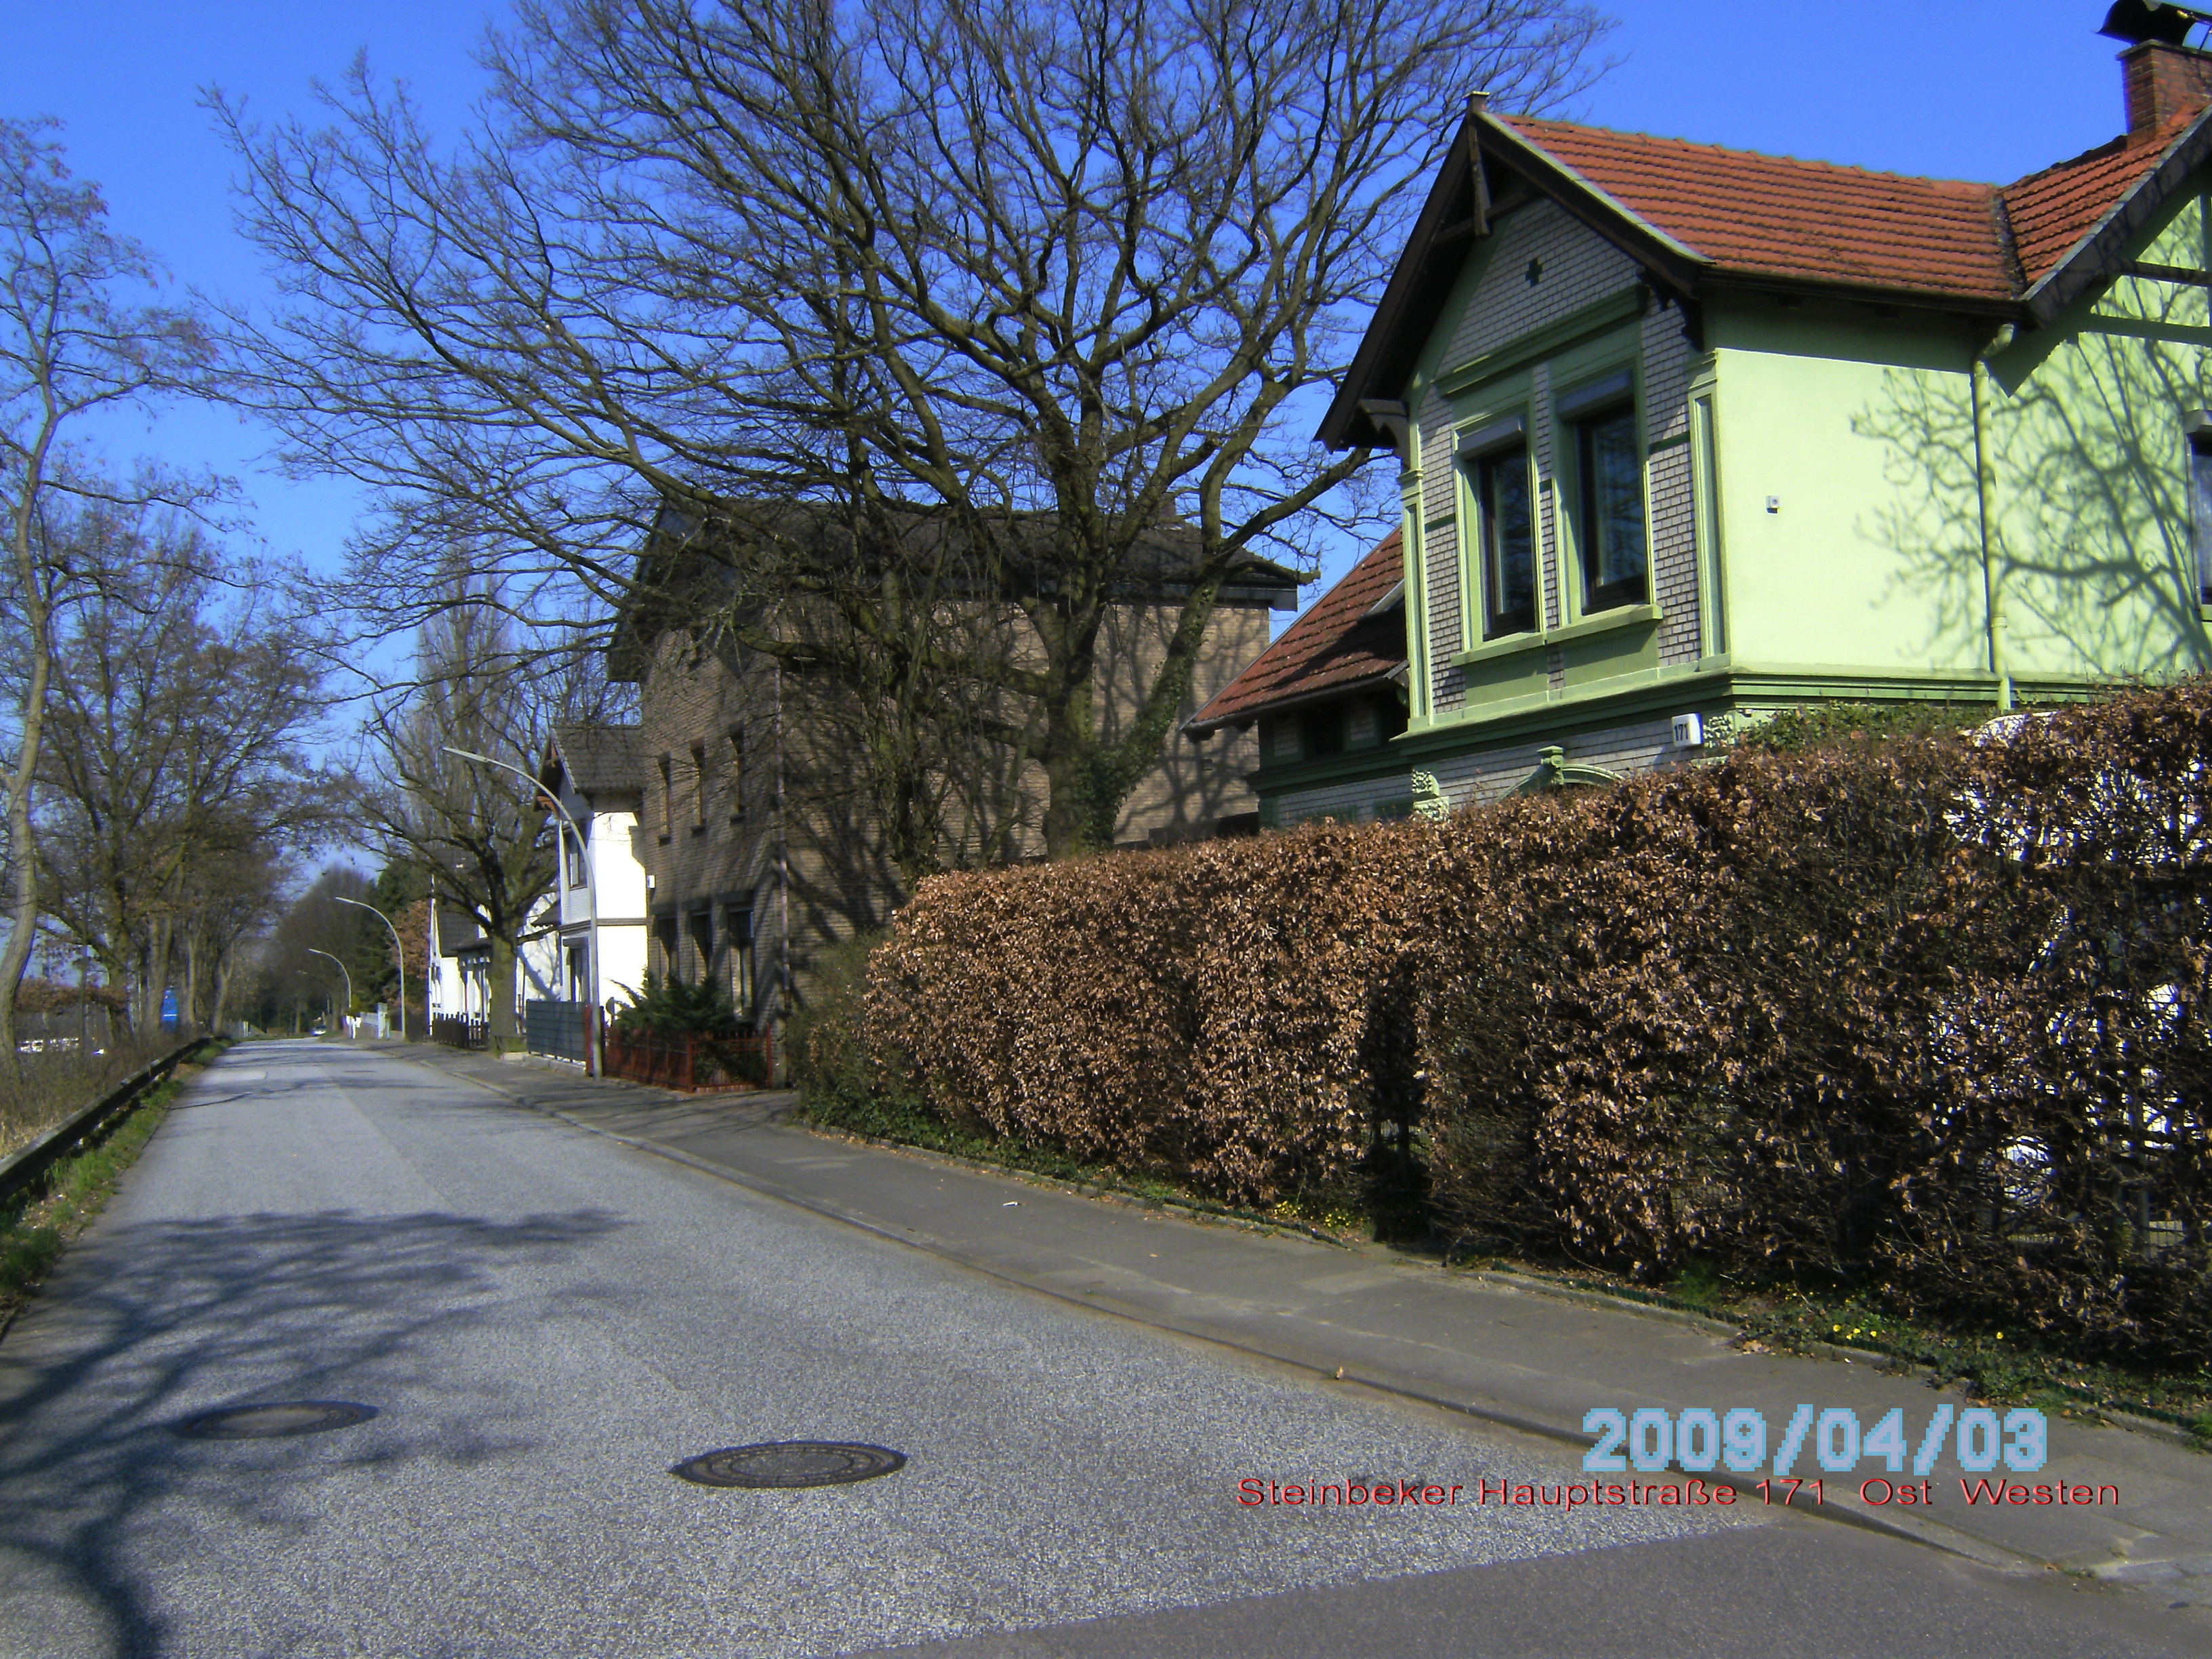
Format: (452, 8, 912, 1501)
(0, 1, 2161, 605)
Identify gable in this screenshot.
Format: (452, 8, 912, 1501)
(1990, 169, 2212, 390)
(1413, 199, 1643, 395)
(1326, 87, 2212, 451)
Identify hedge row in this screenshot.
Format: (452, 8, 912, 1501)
(865, 823, 1433, 1200)
(855, 684, 2212, 1362)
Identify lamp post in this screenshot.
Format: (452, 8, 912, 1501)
(334, 895, 407, 1040)
(305, 948, 354, 1041)
(443, 744, 597, 1072)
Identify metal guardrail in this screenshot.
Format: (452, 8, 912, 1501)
(0, 1036, 210, 1210)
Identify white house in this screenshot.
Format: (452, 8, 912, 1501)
(424, 897, 560, 1024)
(538, 722, 652, 1015)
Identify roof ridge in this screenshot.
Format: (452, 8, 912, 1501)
(2001, 131, 2135, 194)
(1988, 184, 2027, 295)
(1500, 113, 1996, 193)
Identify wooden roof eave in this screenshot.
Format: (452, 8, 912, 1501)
(1318, 108, 1490, 452)
(2020, 109, 2212, 328)
(1693, 269, 2024, 322)
(1183, 664, 1408, 739)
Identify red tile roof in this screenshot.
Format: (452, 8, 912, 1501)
(1496, 110, 2195, 305)
(1323, 64, 2212, 452)
(2001, 113, 2197, 286)
(1188, 532, 1406, 731)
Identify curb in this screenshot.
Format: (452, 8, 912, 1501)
(801, 1122, 1361, 1252)
(808, 1126, 2212, 1460)
(405, 1047, 2212, 1464)
(397, 1049, 2056, 1576)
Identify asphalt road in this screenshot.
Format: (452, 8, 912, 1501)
(0, 1043, 2202, 1658)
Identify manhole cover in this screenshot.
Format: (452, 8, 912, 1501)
(671, 1441, 905, 1488)
(174, 1401, 377, 1439)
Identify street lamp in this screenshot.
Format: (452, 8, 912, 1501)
(334, 895, 407, 1040)
(443, 744, 598, 1063)
(305, 947, 354, 1041)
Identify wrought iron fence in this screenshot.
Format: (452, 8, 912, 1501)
(603, 1026, 773, 1092)
(430, 1015, 489, 1051)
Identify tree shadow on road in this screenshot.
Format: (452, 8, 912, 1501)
(0, 1205, 627, 1657)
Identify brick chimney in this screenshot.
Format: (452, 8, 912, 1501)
(2122, 40, 2212, 138)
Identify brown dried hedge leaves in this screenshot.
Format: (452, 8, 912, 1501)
(861, 684, 2212, 1362)
(869, 821, 1434, 1200)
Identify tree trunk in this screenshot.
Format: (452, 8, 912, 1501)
(487, 930, 520, 1050)
(0, 561, 53, 1080)
(182, 929, 202, 1033)
(136, 917, 173, 1034)
(209, 948, 235, 1037)
(1037, 661, 1101, 859)
(0, 765, 37, 1077)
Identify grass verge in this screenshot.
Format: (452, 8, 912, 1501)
(0, 1060, 201, 1333)
(1439, 1252, 2212, 1450)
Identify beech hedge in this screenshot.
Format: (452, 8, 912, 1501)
(852, 684, 2212, 1363)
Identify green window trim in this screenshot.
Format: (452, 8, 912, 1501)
(1449, 628, 1543, 670)
(1448, 600, 1661, 670)
(1447, 392, 1537, 657)
(1692, 388, 1727, 659)
(1552, 365, 1651, 623)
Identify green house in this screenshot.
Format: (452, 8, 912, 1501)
(1323, 7, 2212, 804)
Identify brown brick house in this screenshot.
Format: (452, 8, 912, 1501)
(605, 523, 1298, 1053)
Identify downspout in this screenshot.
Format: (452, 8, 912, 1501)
(1971, 329, 2015, 713)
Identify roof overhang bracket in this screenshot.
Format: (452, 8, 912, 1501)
(1357, 398, 1412, 455)
(1434, 94, 1494, 245)
(2122, 259, 2212, 287)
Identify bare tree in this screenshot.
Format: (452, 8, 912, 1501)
(0, 119, 224, 1066)
(33, 528, 344, 1033)
(178, 843, 288, 1033)
(249, 863, 374, 1032)
(222, 0, 1610, 855)
(356, 586, 631, 1044)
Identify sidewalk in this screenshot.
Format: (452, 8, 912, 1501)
(386, 1040, 2212, 1601)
